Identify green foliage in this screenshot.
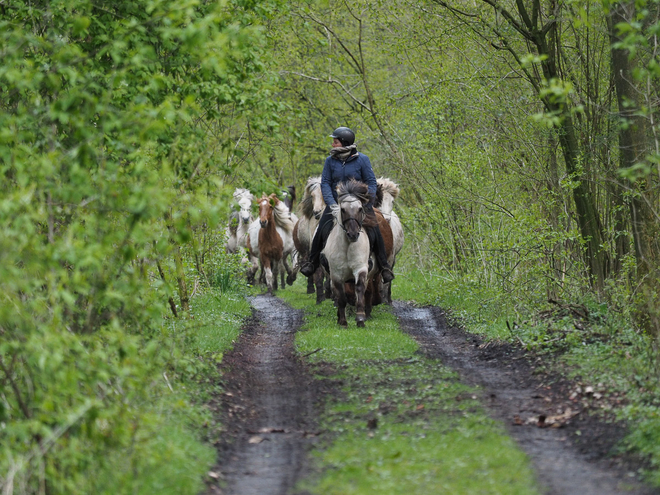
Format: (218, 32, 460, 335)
(0, 0, 276, 491)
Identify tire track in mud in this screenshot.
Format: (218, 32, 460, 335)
(393, 301, 654, 495)
(207, 295, 319, 495)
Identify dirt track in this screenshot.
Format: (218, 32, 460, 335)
(207, 295, 320, 495)
(393, 302, 654, 495)
(207, 296, 655, 495)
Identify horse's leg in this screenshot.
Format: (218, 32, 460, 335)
(324, 275, 333, 300)
(365, 277, 375, 319)
(276, 259, 284, 290)
(314, 267, 325, 304)
(355, 271, 368, 327)
(283, 256, 296, 286)
(263, 258, 274, 295)
(246, 255, 259, 285)
(333, 280, 348, 327)
(307, 270, 316, 294)
(273, 260, 280, 291)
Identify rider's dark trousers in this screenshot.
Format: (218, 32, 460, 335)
(307, 205, 390, 270)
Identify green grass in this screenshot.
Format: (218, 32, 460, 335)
(392, 267, 514, 340)
(391, 258, 660, 487)
(279, 281, 540, 494)
(189, 289, 252, 355)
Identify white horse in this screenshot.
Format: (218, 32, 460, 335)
(375, 178, 404, 304)
(226, 188, 254, 255)
(323, 180, 375, 327)
(293, 177, 331, 303)
(247, 193, 297, 294)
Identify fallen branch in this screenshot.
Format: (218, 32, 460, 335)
(301, 348, 322, 358)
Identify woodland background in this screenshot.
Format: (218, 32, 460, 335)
(1, 0, 660, 492)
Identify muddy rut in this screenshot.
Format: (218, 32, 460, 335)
(208, 295, 318, 495)
(393, 301, 654, 495)
(208, 295, 653, 495)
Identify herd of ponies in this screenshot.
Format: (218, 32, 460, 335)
(225, 177, 404, 327)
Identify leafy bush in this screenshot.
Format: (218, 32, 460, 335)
(0, 0, 277, 492)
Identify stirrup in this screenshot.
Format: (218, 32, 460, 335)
(300, 261, 315, 277)
(381, 267, 395, 283)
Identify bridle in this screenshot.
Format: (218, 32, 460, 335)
(338, 198, 366, 235)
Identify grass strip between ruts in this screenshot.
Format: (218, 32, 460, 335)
(278, 281, 540, 494)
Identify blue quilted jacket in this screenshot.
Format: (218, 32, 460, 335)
(320, 152, 377, 206)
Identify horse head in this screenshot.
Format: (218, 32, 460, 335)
(335, 179, 370, 243)
(257, 193, 279, 228)
(300, 177, 325, 220)
(237, 196, 252, 224)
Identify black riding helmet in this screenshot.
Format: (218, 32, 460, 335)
(329, 127, 355, 147)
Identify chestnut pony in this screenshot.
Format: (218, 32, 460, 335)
(247, 193, 296, 294)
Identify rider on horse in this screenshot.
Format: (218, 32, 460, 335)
(300, 127, 395, 283)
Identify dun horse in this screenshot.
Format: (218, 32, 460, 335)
(293, 177, 331, 303)
(323, 180, 392, 327)
(375, 178, 404, 304)
(247, 193, 296, 294)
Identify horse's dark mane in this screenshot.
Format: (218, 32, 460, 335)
(337, 179, 370, 204)
(337, 180, 378, 228)
(374, 183, 384, 208)
(283, 185, 296, 211)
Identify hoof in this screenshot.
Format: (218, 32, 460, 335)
(356, 312, 367, 325)
(357, 320, 365, 328)
(338, 319, 348, 327)
(316, 295, 326, 305)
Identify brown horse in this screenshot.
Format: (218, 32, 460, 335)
(247, 193, 296, 295)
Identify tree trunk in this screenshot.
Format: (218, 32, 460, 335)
(534, 12, 608, 289)
(609, 1, 660, 334)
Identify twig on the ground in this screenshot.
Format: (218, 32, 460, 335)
(301, 348, 322, 358)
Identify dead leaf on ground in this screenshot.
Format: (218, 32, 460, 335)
(536, 407, 579, 428)
(252, 427, 287, 434)
(248, 436, 264, 444)
(208, 471, 220, 479)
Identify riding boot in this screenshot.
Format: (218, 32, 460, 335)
(301, 206, 333, 277)
(371, 224, 395, 283)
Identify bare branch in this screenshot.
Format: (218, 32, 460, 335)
(280, 70, 370, 112)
